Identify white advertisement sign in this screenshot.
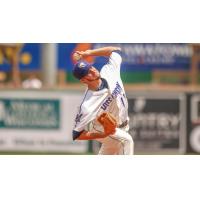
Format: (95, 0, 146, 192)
(0, 90, 88, 153)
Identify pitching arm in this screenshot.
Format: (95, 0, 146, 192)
(74, 46, 121, 59)
(73, 130, 112, 141)
(73, 112, 117, 140)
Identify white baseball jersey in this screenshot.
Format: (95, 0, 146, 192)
(73, 50, 129, 140)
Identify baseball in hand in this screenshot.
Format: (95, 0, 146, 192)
(73, 52, 82, 61)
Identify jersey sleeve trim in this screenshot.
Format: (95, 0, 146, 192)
(72, 130, 84, 140)
(112, 50, 122, 56)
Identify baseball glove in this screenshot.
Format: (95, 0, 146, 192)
(97, 112, 117, 135)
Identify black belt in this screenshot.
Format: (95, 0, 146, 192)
(118, 120, 128, 128)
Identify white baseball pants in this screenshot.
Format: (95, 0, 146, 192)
(97, 128, 134, 155)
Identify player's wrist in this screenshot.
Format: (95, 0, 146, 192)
(91, 131, 107, 138)
(82, 50, 92, 57)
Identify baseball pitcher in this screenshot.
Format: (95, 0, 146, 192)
(72, 46, 134, 155)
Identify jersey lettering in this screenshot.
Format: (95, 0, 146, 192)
(101, 97, 112, 110)
(112, 82, 122, 98)
(101, 82, 123, 111)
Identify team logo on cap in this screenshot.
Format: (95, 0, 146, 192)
(79, 62, 85, 68)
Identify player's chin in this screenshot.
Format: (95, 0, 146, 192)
(95, 76, 101, 81)
(95, 74, 101, 80)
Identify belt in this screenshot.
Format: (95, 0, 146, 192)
(118, 120, 128, 128)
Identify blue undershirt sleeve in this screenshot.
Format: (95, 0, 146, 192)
(72, 130, 84, 140)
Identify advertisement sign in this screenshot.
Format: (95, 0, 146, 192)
(0, 99, 60, 129)
(187, 94, 200, 154)
(93, 43, 193, 71)
(127, 92, 186, 154)
(58, 43, 193, 72)
(0, 90, 88, 153)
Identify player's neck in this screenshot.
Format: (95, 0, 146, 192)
(88, 78, 102, 91)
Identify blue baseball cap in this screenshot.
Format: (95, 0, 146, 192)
(73, 61, 93, 80)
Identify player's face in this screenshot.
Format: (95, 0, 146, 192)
(80, 67, 100, 83)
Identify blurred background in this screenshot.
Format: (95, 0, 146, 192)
(0, 43, 200, 154)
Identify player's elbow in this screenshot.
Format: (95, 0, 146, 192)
(109, 46, 121, 52)
(116, 47, 121, 51)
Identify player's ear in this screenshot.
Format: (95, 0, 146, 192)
(89, 68, 96, 76)
(90, 67, 96, 73)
